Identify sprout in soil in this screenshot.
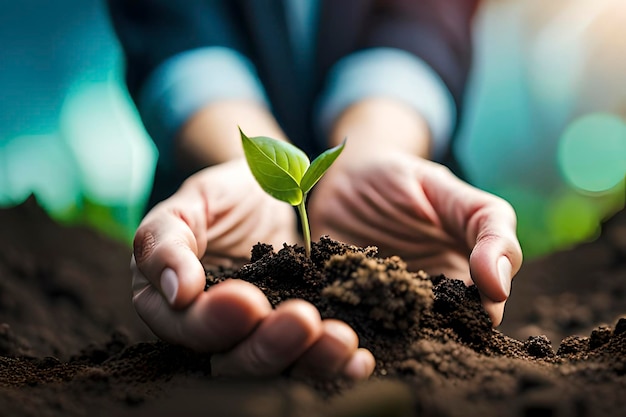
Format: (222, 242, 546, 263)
(240, 127, 346, 257)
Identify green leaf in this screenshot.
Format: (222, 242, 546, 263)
(240, 128, 309, 205)
(300, 138, 346, 194)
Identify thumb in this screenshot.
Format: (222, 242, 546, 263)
(468, 205, 523, 326)
(133, 201, 208, 309)
(419, 161, 522, 326)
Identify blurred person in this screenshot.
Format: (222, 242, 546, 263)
(108, 0, 522, 380)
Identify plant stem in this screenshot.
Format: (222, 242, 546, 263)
(297, 198, 311, 257)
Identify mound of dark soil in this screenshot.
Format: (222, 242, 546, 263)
(1, 197, 625, 417)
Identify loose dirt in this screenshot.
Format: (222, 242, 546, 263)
(1, 197, 624, 417)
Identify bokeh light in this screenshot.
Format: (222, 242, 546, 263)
(545, 192, 601, 249)
(557, 113, 626, 193)
(2, 0, 626, 254)
(527, 2, 591, 130)
(493, 186, 554, 259)
(59, 80, 156, 206)
(57, 79, 157, 241)
(0, 134, 81, 215)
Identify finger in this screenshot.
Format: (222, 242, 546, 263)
(466, 203, 521, 327)
(343, 348, 376, 380)
(422, 166, 522, 299)
(467, 202, 522, 303)
(479, 293, 507, 327)
(132, 276, 273, 352)
(210, 300, 323, 377)
(133, 198, 208, 308)
(291, 319, 358, 377)
(420, 165, 522, 327)
(292, 319, 376, 380)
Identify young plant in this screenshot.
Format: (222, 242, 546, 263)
(240, 128, 345, 257)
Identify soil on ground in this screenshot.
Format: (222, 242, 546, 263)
(1, 197, 625, 417)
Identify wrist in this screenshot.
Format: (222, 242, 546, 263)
(328, 98, 432, 165)
(175, 99, 288, 171)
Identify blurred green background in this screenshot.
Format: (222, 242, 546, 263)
(1, 0, 625, 259)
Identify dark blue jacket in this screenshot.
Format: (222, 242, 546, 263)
(108, 0, 478, 205)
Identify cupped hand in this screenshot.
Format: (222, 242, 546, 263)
(308, 152, 523, 326)
(131, 159, 374, 379)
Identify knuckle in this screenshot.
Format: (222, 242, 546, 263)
(133, 230, 157, 264)
(475, 229, 502, 246)
(493, 196, 516, 217)
(434, 163, 453, 176)
(242, 342, 277, 375)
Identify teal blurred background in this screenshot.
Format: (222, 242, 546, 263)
(1, 0, 625, 258)
(0, 0, 156, 242)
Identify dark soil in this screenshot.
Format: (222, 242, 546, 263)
(1, 197, 625, 417)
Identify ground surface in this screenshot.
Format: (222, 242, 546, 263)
(0, 197, 624, 417)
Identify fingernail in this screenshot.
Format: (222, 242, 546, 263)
(343, 351, 372, 380)
(160, 268, 178, 305)
(497, 256, 512, 297)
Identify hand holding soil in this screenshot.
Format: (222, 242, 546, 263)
(308, 150, 523, 326)
(131, 158, 375, 379)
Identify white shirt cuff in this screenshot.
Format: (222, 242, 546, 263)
(138, 47, 270, 169)
(315, 48, 457, 161)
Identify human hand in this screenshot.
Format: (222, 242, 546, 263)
(308, 152, 523, 326)
(131, 159, 375, 379)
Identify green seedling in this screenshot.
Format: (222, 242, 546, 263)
(240, 128, 346, 257)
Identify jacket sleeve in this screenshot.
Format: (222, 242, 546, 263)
(362, 0, 479, 107)
(315, 0, 479, 160)
(107, 0, 251, 99)
(315, 46, 457, 161)
(106, 0, 270, 169)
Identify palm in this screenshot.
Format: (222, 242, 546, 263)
(309, 154, 471, 282)
(173, 159, 299, 266)
(308, 151, 522, 307)
(131, 159, 376, 379)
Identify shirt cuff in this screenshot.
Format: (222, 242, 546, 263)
(315, 48, 457, 161)
(138, 47, 270, 169)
